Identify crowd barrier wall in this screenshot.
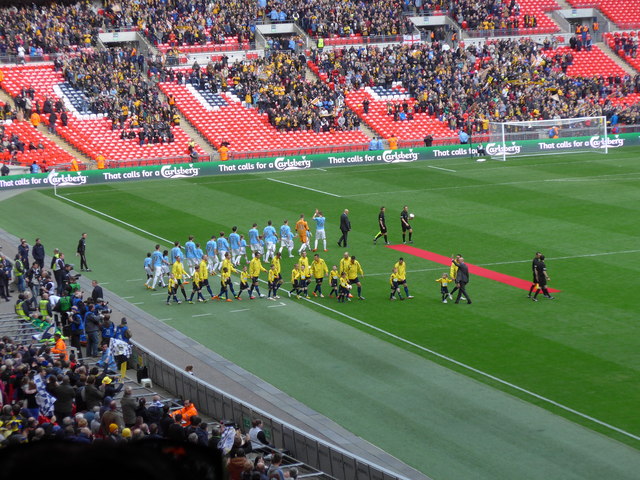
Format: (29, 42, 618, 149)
(131, 345, 411, 480)
(1, 132, 638, 190)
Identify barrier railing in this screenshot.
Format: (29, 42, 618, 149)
(228, 142, 369, 160)
(131, 344, 415, 480)
(103, 154, 211, 170)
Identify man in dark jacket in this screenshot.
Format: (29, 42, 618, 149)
(337, 209, 351, 248)
(85, 304, 101, 357)
(32, 238, 45, 269)
(52, 376, 76, 421)
(452, 256, 472, 304)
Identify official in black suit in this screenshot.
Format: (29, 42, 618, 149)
(452, 257, 472, 304)
(337, 209, 351, 247)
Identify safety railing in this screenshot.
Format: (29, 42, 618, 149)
(131, 344, 417, 480)
(228, 143, 369, 160)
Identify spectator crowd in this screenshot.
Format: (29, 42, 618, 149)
(310, 38, 640, 134)
(60, 47, 179, 145)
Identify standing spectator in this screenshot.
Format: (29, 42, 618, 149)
(49, 111, 58, 134)
(249, 419, 273, 452)
(91, 280, 104, 303)
(120, 386, 137, 428)
(83, 375, 104, 411)
(32, 238, 45, 269)
(337, 209, 351, 248)
(51, 376, 75, 422)
(18, 239, 30, 268)
(54, 253, 65, 295)
(76, 233, 90, 272)
(85, 305, 101, 357)
(99, 400, 124, 437)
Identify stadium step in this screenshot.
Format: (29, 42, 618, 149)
(175, 111, 219, 158)
(36, 122, 94, 167)
(597, 41, 638, 76)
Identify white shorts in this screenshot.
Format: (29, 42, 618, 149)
(281, 238, 294, 249)
(250, 244, 260, 253)
(162, 264, 170, 274)
(232, 248, 240, 257)
(239, 247, 246, 255)
(186, 257, 198, 269)
(145, 266, 153, 276)
(315, 230, 326, 240)
(219, 251, 228, 263)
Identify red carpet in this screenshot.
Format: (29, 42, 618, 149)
(387, 245, 560, 293)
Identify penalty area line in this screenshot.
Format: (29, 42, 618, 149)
(53, 189, 173, 245)
(428, 165, 456, 173)
(267, 178, 341, 197)
(298, 296, 640, 442)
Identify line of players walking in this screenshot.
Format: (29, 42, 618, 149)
(140, 210, 386, 305)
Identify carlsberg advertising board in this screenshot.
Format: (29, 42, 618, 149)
(1, 133, 638, 191)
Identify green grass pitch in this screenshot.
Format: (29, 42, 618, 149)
(3, 148, 640, 479)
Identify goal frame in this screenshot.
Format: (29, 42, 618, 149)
(488, 116, 609, 161)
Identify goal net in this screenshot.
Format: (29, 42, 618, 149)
(488, 116, 609, 161)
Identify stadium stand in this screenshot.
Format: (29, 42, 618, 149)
(0, 3, 100, 59)
(0, 120, 77, 170)
(158, 54, 371, 157)
(0, 62, 206, 165)
(0, 236, 342, 480)
(605, 31, 640, 73)
(308, 39, 640, 142)
(566, 1, 640, 29)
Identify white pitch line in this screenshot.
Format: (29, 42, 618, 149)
(158, 318, 173, 322)
(428, 165, 456, 173)
(132, 302, 144, 305)
(267, 302, 286, 308)
(122, 296, 135, 299)
(317, 168, 327, 172)
(297, 296, 640, 442)
(192, 313, 213, 317)
(126, 278, 143, 282)
(54, 187, 640, 442)
(54, 190, 173, 245)
(267, 177, 341, 197)
(230, 309, 250, 313)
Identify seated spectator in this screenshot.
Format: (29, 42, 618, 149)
(170, 399, 198, 427)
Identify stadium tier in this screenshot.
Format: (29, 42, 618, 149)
(566, 0, 640, 29)
(154, 37, 251, 54)
(0, 120, 77, 168)
(0, 65, 206, 164)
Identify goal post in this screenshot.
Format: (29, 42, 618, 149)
(488, 116, 609, 161)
